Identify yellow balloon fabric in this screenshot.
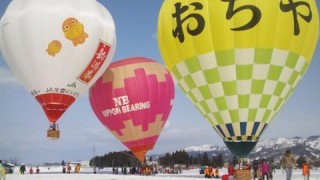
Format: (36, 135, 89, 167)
(158, 0, 319, 157)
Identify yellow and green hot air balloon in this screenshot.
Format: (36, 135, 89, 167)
(158, 0, 319, 157)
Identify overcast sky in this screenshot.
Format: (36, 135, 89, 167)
(0, 1, 319, 164)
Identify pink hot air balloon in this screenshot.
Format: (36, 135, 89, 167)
(89, 57, 175, 162)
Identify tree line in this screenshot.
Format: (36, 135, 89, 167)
(90, 150, 225, 168)
(90, 150, 143, 168)
(89, 149, 320, 169)
(158, 150, 225, 168)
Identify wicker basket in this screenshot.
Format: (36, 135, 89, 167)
(47, 129, 60, 140)
(235, 169, 252, 180)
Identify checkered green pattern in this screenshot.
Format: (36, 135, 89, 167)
(171, 48, 308, 142)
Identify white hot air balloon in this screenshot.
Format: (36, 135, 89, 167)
(0, 0, 116, 139)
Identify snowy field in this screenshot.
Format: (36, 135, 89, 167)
(4, 166, 320, 180)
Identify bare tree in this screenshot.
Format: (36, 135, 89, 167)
(9, 156, 20, 165)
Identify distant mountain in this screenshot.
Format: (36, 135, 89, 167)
(182, 135, 320, 162)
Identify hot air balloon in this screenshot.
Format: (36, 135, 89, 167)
(0, 0, 116, 139)
(89, 57, 175, 162)
(158, 0, 319, 157)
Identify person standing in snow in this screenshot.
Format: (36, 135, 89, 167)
(281, 149, 296, 180)
(260, 159, 270, 180)
(252, 158, 260, 180)
(29, 167, 33, 174)
(0, 160, 6, 180)
(75, 163, 81, 173)
(19, 164, 26, 174)
(227, 164, 235, 180)
(302, 160, 310, 180)
(67, 163, 71, 173)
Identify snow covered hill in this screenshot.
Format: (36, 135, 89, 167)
(182, 135, 320, 160)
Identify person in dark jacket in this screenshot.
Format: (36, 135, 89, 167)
(19, 164, 26, 174)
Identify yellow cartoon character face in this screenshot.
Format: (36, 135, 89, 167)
(62, 17, 88, 46)
(46, 40, 62, 57)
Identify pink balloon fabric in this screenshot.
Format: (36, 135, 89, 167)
(89, 57, 175, 162)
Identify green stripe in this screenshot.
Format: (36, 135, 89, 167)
(199, 100, 210, 114)
(288, 71, 299, 85)
(274, 82, 286, 96)
(215, 97, 227, 110)
(171, 66, 182, 81)
(229, 110, 239, 123)
(286, 52, 299, 68)
(259, 95, 271, 108)
(251, 80, 265, 94)
(238, 95, 249, 108)
(203, 68, 220, 83)
(199, 85, 212, 99)
(254, 48, 272, 64)
(222, 81, 237, 96)
(185, 56, 201, 73)
(216, 50, 234, 66)
(214, 112, 224, 124)
(267, 65, 282, 80)
(248, 109, 258, 122)
(184, 75, 196, 89)
(237, 64, 253, 80)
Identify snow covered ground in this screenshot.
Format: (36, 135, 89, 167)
(5, 166, 320, 180)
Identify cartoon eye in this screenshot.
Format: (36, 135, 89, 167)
(64, 25, 69, 30)
(71, 20, 76, 24)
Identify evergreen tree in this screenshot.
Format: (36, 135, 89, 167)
(232, 156, 238, 166)
(195, 153, 202, 165)
(159, 153, 171, 166)
(173, 150, 189, 165)
(201, 152, 210, 166)
(189, 155, 194, 166)
(211, 156, 217, 167)
(216, 154, 223, 167)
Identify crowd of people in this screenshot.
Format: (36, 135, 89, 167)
(203, 166, 220, 178)
(220, 149, 310, 180)
(112, 165, 163, 176)
(17, 162, 81, 175)
(61, 163, 81, 173)
(0, 149, 312, 180)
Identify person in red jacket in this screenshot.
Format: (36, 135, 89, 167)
(227, 164, 235, 180)
(29, 167, 33, 174)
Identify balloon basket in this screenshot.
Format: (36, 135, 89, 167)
(235, 169, 251, 180)
(47, 129, 60, 140)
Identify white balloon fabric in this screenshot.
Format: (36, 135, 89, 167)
(0, 0, 116, 124)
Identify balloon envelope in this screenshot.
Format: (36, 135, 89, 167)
(89, 57, 175, 162)
(158, 0, 319, 157)
(0, 0, 116, 126)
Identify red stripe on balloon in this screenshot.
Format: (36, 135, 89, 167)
(35, 93, 75, 123)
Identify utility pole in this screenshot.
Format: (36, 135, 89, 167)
(93, 145, 96, 174)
